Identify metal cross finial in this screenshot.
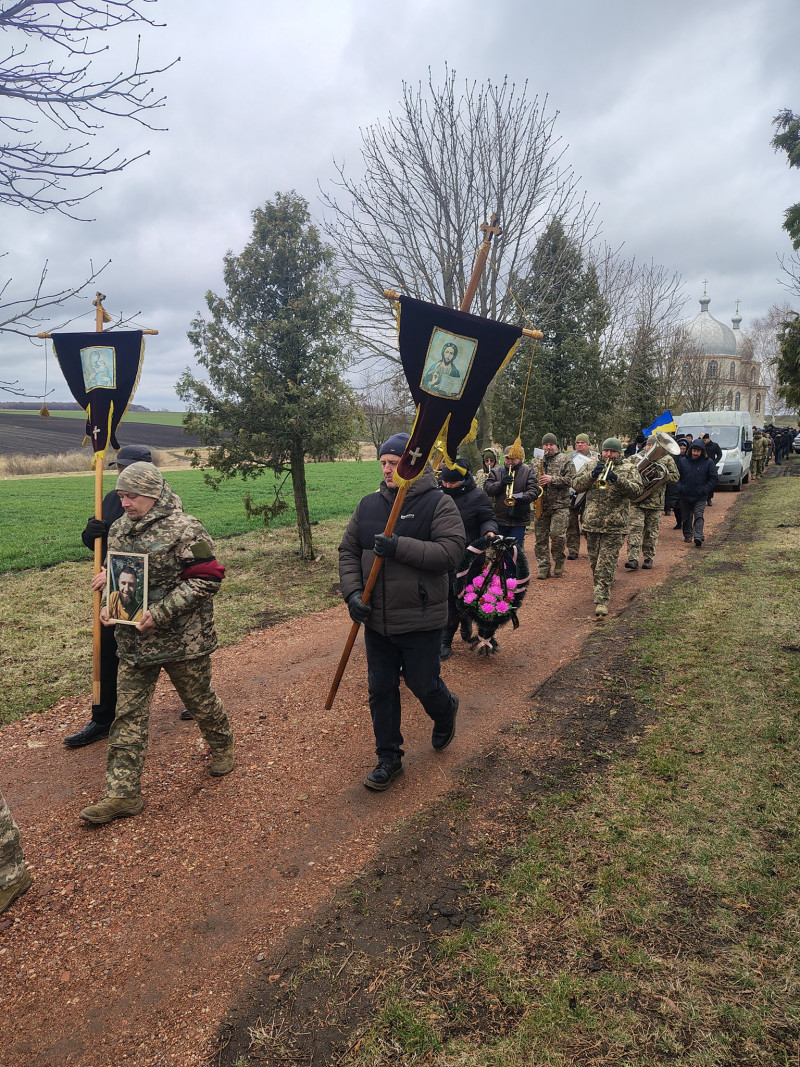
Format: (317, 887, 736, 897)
(735, 299, 741, 314)
(702, 278, 709, 295)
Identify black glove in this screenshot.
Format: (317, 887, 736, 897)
(591, 462, 605, 479)
(501, 473, 514, 487)
(347, 592, 372, 624)
(606, 470, 618, 483)
(373, 533, 398, 558)
(83, 517, 108, 540)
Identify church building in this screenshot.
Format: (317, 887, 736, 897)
(682, 290, 766, 419)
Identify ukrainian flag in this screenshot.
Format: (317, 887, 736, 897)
(642, 410, 677, 437)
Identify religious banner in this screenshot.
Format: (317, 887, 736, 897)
(393, 295, 523, 483)
(51, 330, 145, 459)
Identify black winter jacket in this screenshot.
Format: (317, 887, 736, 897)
(677, 441, 719, 502)
(338, 469, 466, 635)
(441, 474, 499, 544)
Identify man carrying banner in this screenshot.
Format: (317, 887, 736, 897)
(338, 434, 465, 791)
(80, 462, 234, 824)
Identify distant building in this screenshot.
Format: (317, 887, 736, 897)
(682, 290, 765, 419)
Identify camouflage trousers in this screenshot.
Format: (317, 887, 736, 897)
(106, 655, 233, 799)
(627, 505, 663, 563)
(584, 530, 626, 607)
(533, 509, 570, 569)
(752, 457, 765, 478)
(0, 786, 26, 890)
(566, 508, 582, 556)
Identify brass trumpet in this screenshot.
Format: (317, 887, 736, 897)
(504, 468, 516, 508)
(595, 459, 614, 490)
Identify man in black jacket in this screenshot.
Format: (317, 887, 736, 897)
(677, 439, 718, 548)
(338, 434, 466, 792)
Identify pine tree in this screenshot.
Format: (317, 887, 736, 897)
(178, 192, 362, 560)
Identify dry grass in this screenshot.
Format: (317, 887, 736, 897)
(0, 447, 195, 477)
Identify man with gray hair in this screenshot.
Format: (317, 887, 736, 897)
(80, 462, 234, 824)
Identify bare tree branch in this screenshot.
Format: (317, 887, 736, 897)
(0, 0, 178, 215)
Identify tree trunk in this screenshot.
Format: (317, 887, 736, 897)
(290, 444, 315, 560)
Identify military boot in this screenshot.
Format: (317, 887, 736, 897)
(209, 741, 235, 777)
(80, 796, 144, 824)
(537, 566, 551, 580)
(0, 868, 32, 916)
(553, 558, 565, 578)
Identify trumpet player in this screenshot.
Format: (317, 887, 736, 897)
(485, 443, 540, 549)
(625, 434, 680, 571)
(534, 433, 575, 579)
(571, 438, 644, 619)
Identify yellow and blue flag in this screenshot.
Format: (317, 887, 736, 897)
(642, 410, 677, 438)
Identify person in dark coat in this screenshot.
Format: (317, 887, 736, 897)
(677, 439, 718, 548)
(338, 433, 466, 791)
(665, 437, 688, 527)
(701, 434, 723, 506)
(485, 445, 540, 548)
(439, 458, 499, 659)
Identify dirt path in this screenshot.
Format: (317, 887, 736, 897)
(0, 494, 743, 1065)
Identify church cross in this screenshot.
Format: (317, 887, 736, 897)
(407, 447, 423, 466)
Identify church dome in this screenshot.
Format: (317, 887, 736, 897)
(687, 295, 738, 356)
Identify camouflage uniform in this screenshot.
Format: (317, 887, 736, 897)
(102, 465, 233, 799)
(626, 452, 680, 566)
(533, 450, 575, 576)
(0, 786, 26, 891)
(752, 434, 767, 478)
(565, 448, 597, 557)
(572, 456, 644, 609)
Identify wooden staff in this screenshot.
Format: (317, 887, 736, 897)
(325, 214, 510, 710)
(38, 293, 158, 705)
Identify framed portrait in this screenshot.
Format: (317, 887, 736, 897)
(420, 328, 478, 400)
(106, 552, 148, 626)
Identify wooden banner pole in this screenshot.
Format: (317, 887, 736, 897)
(325, 214, 508, 710)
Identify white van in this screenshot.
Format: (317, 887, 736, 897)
(675, 410, 753, 491)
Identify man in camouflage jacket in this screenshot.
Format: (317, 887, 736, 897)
(625, 436, 680, 571)
(80, 462, 234, 825)
(533, 433, 575, 579)
(571, 438, 644, 618)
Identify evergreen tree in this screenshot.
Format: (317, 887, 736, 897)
(776, 312, 800, 412)
(178, 192, 361, 560)
(492, 218, 614, 447)
(772, 109, 800, 250)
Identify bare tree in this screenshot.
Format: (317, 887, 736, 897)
(605, 259, 688, 430)
(321, 69, 598, 447)
(0, 1, 175, 374)
(1, 0, 177, 216)
(356, 364, 415, 457)
(749, 303, 795, 416)
(668, 329, 724, 412)
(323, 70, 596, 347)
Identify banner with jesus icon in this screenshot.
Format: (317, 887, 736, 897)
(392, 295, 523, 484)
(51, 331, 145, 459)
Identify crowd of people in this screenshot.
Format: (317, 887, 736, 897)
(1, 421, 796, 915)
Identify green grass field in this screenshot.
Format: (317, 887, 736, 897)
(0, 408, 186, 426)
(0, 462, 380, 570)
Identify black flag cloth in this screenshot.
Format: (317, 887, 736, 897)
(51, 331, 145, 459)
(393, 296, 522, 484)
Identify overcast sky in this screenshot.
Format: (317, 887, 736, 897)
(1, 0, 798, 409)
